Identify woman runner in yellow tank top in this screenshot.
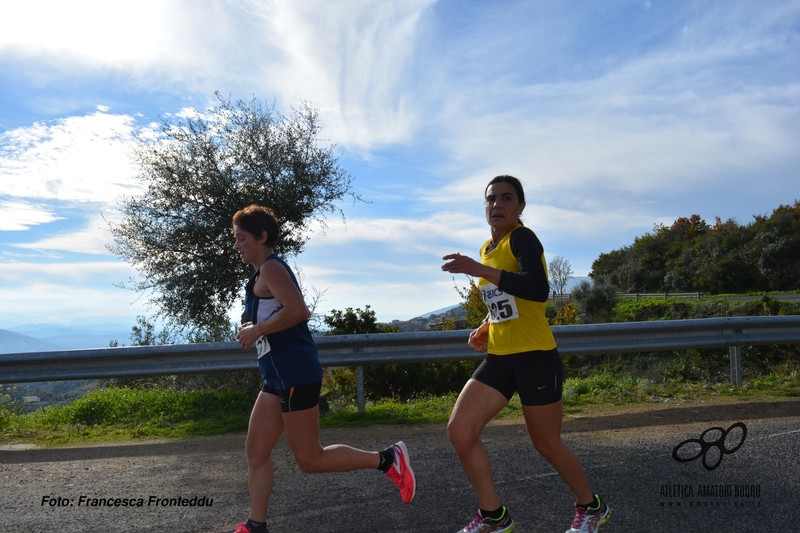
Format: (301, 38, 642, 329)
(442, 176, 611, 533)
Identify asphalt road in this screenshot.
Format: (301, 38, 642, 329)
(1, 399, 798, 533)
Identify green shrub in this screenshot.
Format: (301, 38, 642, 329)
(1, 385, 24, 429)
(102, 370, 263, 401)
(35, 387, 252, 433)
(324, 361, 479, 403)
(613, 295, 800, 322)
(364, 361, 479, 401)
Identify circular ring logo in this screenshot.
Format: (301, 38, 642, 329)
(672, 422, 747, 471)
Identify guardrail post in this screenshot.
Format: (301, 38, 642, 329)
(356, 365, 365, 414)
(729, 346, 742, 386)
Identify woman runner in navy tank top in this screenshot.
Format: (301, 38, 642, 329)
(230, 205, 415, 533)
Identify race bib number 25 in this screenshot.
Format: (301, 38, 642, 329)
(480, 283, 520, 323)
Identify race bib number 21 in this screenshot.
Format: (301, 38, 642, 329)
(256, 335, 271, 359)
(480, 283, 520, 323)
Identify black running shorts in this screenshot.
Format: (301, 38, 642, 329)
(472, 348, 564, 406)
(261, 381, 321, 412)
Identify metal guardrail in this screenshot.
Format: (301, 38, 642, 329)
(2, 316, 799, 385)
(618, 292, 702, 300)
(616, 292, 800, 301)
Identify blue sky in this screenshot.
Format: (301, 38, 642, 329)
(1, 0, 798, 328)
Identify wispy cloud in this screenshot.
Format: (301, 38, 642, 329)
(0, 259, 133, 283)
(1, 0, 797, 326)
(12, 213, 114, 254)
(246, 0, 435, 147)
(1, 0, 435, 150)
(306, 213, 484, 250)
(0, 199, 62, 231)
(430, 3, 800, 222)
(0, 260, 149, 320)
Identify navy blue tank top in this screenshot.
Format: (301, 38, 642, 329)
(244, 255, 322, 390)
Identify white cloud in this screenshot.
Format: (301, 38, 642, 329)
(433, 21, 800, 214)
(0, 110, 139, 203)
(306, 213, 485, 252)
(0, 280, 147, 324)
(1, 0, 435, 150)
(13, 213, 114, 254)
(0, 259, 134, 283)
(0, 260, 150, 323)
(307, 277, 460, 323)
(245, 0, 434, 147)
(0, 200, 62, 231)
(0, 0, 173, 66)
(1, 0, 797, 327)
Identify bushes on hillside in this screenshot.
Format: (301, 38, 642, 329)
(614, 295, 800, 322)
(324, 361, 479, 404)
(39, 387, 252, 432)
(0, 384, 24, 429)
(590, 202, 800, 293)
(570, 280, 618, 323)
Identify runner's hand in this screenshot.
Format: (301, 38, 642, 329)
(468, 322, 489, 352)
(236, 323, 261, 351)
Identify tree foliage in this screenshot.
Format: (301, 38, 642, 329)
(453, 276, 487, 329)
(129, 315, 177, 346)
(590, 202, 800, 293)
(322, 305, 477, 401)
(549, 302, 580, 325)
(323, 305, 396, 335)
(108, 93, 358, 339)
(571, 280, 618, 324)
(548, 255, 574, 296)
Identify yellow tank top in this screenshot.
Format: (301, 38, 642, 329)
(478, 225, 557, 355)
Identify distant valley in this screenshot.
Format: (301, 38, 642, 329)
(0, 323, 133, 354)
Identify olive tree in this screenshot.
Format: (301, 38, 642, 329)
(108, 93, 358, 339)
(571, 280, 618, 324)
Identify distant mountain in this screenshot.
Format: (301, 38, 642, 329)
(37, 333, 131, 350)
(566, 276, 591, 290)
(9, 322, 132, 338)
(420, 304, 463, 318)
(0, 329, 61, 354)
(1, 323, 132, 353)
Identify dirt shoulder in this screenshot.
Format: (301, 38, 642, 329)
(2, 396, 798, 533)
(3, 394, 797, 451)
(556, 394, 800, 432)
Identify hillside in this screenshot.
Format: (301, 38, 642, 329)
(591, 202, 800, 293)
(0, 329, 60, 354)
(1, 323, 131, 353)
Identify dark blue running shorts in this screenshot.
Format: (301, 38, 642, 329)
(261, 381, 321, 412)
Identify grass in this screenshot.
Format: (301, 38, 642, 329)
(2, 366, 798, 447)
(1, 388, 253, 446)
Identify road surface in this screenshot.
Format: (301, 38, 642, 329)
(1, 398, 798, 533)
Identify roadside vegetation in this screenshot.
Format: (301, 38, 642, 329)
(3, 202, 798, 447)
(590, 202, 800, 294)
(2, 366, 798, 447)
(2, 295, 798, 447)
